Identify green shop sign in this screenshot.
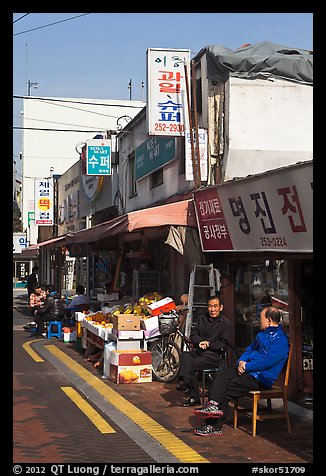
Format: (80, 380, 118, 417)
(135, 136, 175, 180)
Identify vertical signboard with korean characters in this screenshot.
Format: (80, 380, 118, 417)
(185, 128, 208, 181)
(86, 139, 111, 176)
(34, 178, 54, 226)
(147, 48, 190, 136)
(194, 162, 313, 253)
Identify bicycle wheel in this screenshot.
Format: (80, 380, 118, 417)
(225, 342, 240, 368)
(148, 337, 181, 383)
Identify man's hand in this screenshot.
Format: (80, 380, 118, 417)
(199, 340, 210, 350)
(237, 360, 246, 374)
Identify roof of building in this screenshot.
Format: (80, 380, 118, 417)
(195, 41, 313, 85)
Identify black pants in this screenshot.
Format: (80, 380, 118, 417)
(179, 350, 224, 401)
(34, 315, 63, 334)
(205, 367, 270, 429)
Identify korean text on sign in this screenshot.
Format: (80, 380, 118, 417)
(147, 48, 190, 137)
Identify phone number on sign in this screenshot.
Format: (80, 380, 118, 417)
(154, 123, 185, 133)
(260, 236, 288, 247)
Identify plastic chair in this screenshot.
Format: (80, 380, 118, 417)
(232, 343, 293, 436)
(47, 321, 63, 339)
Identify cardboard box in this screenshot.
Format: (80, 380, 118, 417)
(112, 328, 144, 340)
(111, 314, 141, 331)
(109, 350, 152, 384)
(141, 315, 160, 339)
(147, 297, 176, 316)
(116, 340, 141, 351)
(143, 329, 161, 339)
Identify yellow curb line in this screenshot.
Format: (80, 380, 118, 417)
(61, 386, 116, 434)
(47, 345, 208, 463)
(22, 339, 45, 362)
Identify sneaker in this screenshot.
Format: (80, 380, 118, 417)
(23, 323, 36, 330)
(41, 332, 47, 337)
(194, 424, 223, 437)
(193, 400, 224, 418)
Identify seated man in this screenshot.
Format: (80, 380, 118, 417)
(32, 284, 66, 337)
(66, 285, 90, 312)
(178, 294, 231, 407)
(23, 283, 47, 331)
(28, 283, 46, 315)
(193, 306, 289, 436)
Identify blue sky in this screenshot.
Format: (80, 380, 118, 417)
(13, 12, 313, 168)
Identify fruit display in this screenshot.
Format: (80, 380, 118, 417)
(83, 292, 166, 329)
(84, 311, 113, 328)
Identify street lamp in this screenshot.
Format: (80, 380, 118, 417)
(27, 80, 39, 96)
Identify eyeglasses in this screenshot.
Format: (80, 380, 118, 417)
(208, 304, 220, 309)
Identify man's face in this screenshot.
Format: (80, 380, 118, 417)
(34, 287, 42, 295)
(207, 298, 223, 318)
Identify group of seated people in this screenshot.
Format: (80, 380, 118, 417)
(177, 294, 290, 437)
(24, 283, 90, 337)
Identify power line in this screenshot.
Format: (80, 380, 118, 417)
(14, 95, 145, 108)
(13, 13, 91, 36)
(14, 114, 120, 129)
(13, 13, 30, 24)
(14, 127, 106, 133)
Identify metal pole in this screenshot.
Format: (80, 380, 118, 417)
(141, 81, 144, 101)
(128, 79, 132, 100)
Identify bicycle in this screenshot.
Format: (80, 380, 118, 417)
(147, 310, 183, 383)
(148, 308, 239, 384)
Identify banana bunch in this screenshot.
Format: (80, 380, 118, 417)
(123, 303, 133, 314)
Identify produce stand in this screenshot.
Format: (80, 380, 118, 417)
(76, 293, 177, 382)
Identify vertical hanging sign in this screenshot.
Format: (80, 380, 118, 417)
(86, 139, 111, 175)
(185, 128, 208, 181)
(34, 178, 54, 225)
(147, 48, 190, 136)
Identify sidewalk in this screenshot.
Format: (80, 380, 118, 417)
(13, 291, 313, 465)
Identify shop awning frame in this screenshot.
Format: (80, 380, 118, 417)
(22, 235, 66, 253)
(66, 199, 196, 245)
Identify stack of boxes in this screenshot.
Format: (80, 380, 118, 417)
(104, 313, 152, 383)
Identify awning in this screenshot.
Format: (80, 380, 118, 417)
(22, 235, 66, 253)
(66, 199, 196, 245)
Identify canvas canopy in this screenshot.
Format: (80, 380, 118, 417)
(66, 199, 196, 245)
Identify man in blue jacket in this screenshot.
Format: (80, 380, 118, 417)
(193, 306, 289, 436)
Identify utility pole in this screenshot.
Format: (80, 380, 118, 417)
(27, 80, 38, 96)
(128, 79, 132, 100)
(141, 81, 145, 101)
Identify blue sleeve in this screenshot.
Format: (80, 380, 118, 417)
(245, 338, 289, 372)
(237, 340, 256, 364)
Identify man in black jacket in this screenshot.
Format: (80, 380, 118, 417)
(31, 284, 66, 336)
(178, 294, 231, 407)
(26, 266, 39, 299)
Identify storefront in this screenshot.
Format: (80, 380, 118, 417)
(193, 161, 313, 405)
(66, 199, 198, 302)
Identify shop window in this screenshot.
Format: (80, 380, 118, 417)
(234, 260, 289, 355)
(195, 77, 202, 114)
(150, 168, 163, 189)
(300, 261, 313, 405)
(129, 153, 137, 198)
(177, 136, 186, 175)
